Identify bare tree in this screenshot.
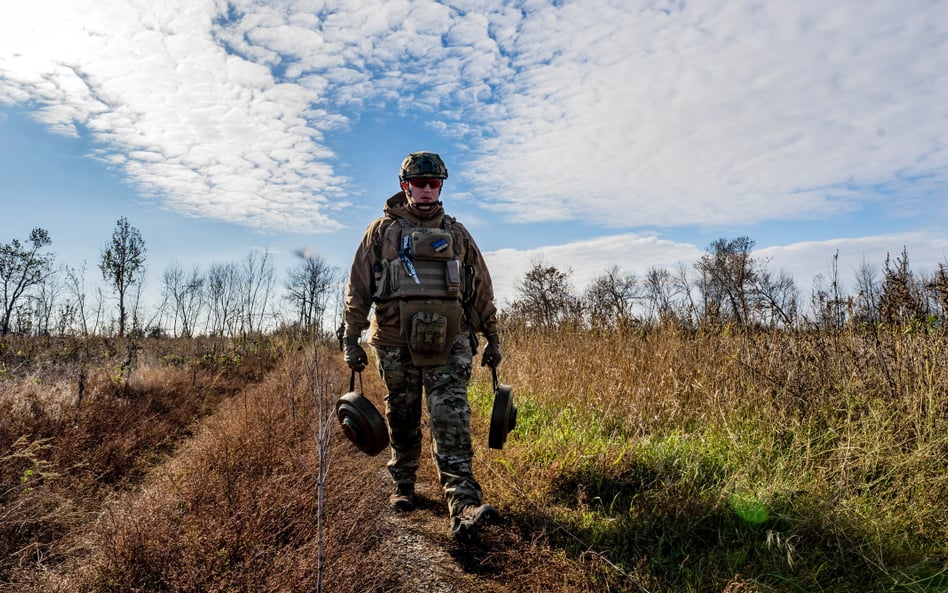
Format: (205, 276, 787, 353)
(583, 265, 640, 328)
(33, 268, 64, 336)
(284, 254, 340, 334)
(508, 258, 582, 329)
(162, 262, 205, 338)
(91, 285, 108, 336)
(754, 267, 799, 327)
(100, 217, 146, 337)
(241, 249, 276, 334)
(694, 236, 757, 326)
(65, 262, 91, 336)
(671, 262, 698, 325)
(128, 265, 149, 336)
(206, 261, 243, 336)
(643, 266, 677, 324)
(1, 227, 54, 335)
(853, 258, 881, 325)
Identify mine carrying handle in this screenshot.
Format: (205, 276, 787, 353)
(349, 370, 364, 393)
(491, 366, 499, 391)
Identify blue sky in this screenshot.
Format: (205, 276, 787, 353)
(2, 0, 948, 316)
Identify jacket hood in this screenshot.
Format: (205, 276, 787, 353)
(384, 191, 444, 223)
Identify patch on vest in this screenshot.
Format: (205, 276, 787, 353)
(409, 228, 454, 260)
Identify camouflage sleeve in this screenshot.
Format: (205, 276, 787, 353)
(455, 222, 499, 339)
(344, 221, 380, 338)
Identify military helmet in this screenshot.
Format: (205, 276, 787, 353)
(399, 151, 448, 181)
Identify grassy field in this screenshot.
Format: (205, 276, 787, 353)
(473, 323, 947, 592)
(1, 325, 945, 592)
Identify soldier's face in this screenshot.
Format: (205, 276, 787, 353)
(403, 178, 442, 208)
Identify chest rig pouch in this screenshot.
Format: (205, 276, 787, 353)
(398, 299, 462, 366)
(372, 219, 464, 366)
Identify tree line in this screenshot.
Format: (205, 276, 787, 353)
(0, 218, 341, 338)
(5, 224, 946, 338)
(506, 236, 948, 332)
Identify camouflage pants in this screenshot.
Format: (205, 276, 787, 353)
(374, 335, 483, 516)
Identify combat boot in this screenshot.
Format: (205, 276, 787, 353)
(450, 503, 499, 537)
(390, 483, 415, 512)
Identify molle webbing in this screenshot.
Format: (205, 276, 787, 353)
(372, 216, 462, 301)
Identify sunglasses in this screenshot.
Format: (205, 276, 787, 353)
(408, 177, 442, 189)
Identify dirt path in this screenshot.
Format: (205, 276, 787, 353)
(381, 468, 491, 593)
(323, 409, 528, 593)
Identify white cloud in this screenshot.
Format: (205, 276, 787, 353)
(485, 231, 948, 308)
(467, 0, 948, 228)
(484, 232, 703, 306)
(758, 232, 948, 292)
(1, 0, 350, 233)
(2, 0, 946, 236)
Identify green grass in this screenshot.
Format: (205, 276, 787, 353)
(471, 325, 948, 593)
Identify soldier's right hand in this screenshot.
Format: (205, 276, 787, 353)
(344, 336, 368, 372)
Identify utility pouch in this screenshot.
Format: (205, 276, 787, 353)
(409, 312, 448, 353)
(410, 229, 454, 260)
(372, 259, 393, 301)
(445, 260, 461, 297)
(399, 299, 462, 366)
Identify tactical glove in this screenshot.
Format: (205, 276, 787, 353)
(480, 334, 502, 368)
(344, 335, 368, 372)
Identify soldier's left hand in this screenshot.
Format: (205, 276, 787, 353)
(481, 335, 502, 368)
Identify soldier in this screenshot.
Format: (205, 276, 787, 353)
(343, 151, 502, 537)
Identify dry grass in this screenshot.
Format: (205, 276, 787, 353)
(0, 335, 282, 591)
(1, 326, 945, 593)
(470, 324, 947, 592)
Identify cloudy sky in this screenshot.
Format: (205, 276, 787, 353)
(2, 0, 947, 314)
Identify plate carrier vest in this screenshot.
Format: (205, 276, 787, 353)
(371, 215, 473, 366)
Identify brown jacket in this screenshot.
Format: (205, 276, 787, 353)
(344, 192, 499, 347)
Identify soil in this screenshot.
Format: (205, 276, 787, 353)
(322, 414, 523, 593)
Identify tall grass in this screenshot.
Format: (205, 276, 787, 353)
(0, 335, 283, 590)
(2, 327, 945, 592)
(1, 334, 400, 593)
(471, 324, 947, 592)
